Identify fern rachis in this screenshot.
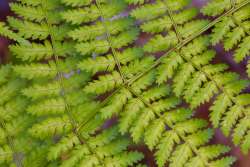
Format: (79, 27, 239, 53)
(0, 0, 250, 166)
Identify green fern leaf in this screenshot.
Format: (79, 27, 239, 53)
(0, 22, 29, 45)
(61, 0, 92, 7)
(27, 98, 65, 116)
(83, 71, 123, 94)
(155, 131, 180, 167)
(62, 1, 126, 25)
(69, 17, 134, 42)
(234, 36, 250, 62)
(144, 118, 165, 150)
(201, 0, 231, 16)
(13, 63, 57, 79)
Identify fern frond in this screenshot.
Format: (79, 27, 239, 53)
(22, 145, 51, 167)
(62, 0, 126, 25)
(124, 0, 250, 155)
(22, 81, 60, 100)
(143, 19, 209, 52)
(0, 22, 29, 45)
(10, 41, 74, 62)
(27, 98, 65, 116)
(10, 41, 53, 61)
(0, 78, 25, 105)
(0, 98, 27, 122)
(201, 0, 232, 16)
(22, 72, 90, 101)
(10, 2, 61, 23)
(60, 126, 144, 167)
(131, 0, 190, 20)
(202, 1, 250, 76)
(1, 0, 247, 165)
(211, 17, 235, 45)
(13, 63, 57, 79)
(118, 84, 234, 167)
(0, 145, 12, 165)
(1, 1, 147, 166)
(84, 71, 123, 94)
(141, 8, 198, 33)
(100, 88, 132, 120)
(234, 36, 250, 62)
(48, 134, 80, 160)
(7, 17, 49, 40)
(61, 1, 239, 165)
(69, 17, 134, 42)
(10, 3, 46, 22)
(29, 115, 72, 139)
(0, 65, 44, 167)
(154, 32, 250, 152)
(144, 32, 178, 53)
(78, 47, 143, 75)
(75, 28, 139, 56)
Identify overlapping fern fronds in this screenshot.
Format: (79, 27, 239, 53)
(61, 0, 238, 166)
(0, 0, 146, 166)
(0, 0, 250, 166)
(202, 0, 250, 77)
(0, 65, 42, 167)
(118, 84, 235, 167)
(156, 35, 250, 153)
(128, 0, 250, 154)
(131, 0, 205, 53)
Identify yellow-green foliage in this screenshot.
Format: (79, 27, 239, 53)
(202, 0, 250, 77)
(0, 0, 145, 166)
(0, 0, 250, 166)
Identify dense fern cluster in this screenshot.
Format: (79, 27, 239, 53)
(155, 34, 250, 153)
(0, 0, 145, 166)
(0, 65, 33, 167)
(128, 0, 250, 154)
(202, 0, 250, 76)
(0, 0, 250, 166)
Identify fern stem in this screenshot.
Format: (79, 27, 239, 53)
(42, 1, 105, 166)
(124, 3, 212, 162)
(162, 4, 211, 165)
(164, 0, 235, 108)
(163, 2, 183, 42)
(42, 0, 78, 132)
(78, 0, 134, 132)
(127, 0, 250, 86)
(95, 0, 127, 83)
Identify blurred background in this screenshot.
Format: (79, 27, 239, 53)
(0, 0, 13, 63)
(0, 0, 249, 166)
